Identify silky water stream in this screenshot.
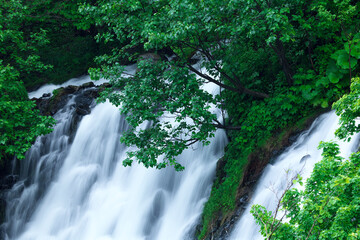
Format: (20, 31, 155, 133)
(2, 78, 227, 240)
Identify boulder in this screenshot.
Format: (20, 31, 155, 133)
(138, 53, 161, 63)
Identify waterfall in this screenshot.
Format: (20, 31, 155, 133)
(3, 78, 227, 240)
(6, 72, 357, 240)
(229, 111, 360, 240)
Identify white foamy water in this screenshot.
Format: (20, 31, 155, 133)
(4, 80, 227, 240)
(229, 111, 360, 240)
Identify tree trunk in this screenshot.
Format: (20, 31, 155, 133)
(270, 38, 294, 86)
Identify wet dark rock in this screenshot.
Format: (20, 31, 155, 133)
(204, 194, 249, 240)
(76, 105, 91, 115)
(101, 82, 111, 88)
(0, 198, 5, 225)
(239, 195, 248, 205)
(80, 82, 95, 88)
(69, 113, 81, 139)
(35, 82, 108, 117)
(34, 87, 69, 116)
(139, 53, 161, 62)
(74, 88, 98, 107)
(0, 173, 19, 224)
(74, 88, 97, 116)
(1, 175, 19, 189)
(270, 130, 306, 164)
(300, 154, 311, 163)
(270, 149, 284, 161)
(215, 157, 226, 185)
(39, 84, 108, 141)
(42, 93, 51, 98)
(288, 131, 302, 144)
(34, 82, 100, 116)
(64, 85, 79, 94)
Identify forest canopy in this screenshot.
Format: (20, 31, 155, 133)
(80, 0, 360, 170)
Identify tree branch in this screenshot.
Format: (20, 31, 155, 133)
(212, 124, 242, 130)
(212, 119, 242, 130)
(187, 64, 269, 98)
(178, 37, 269, 99)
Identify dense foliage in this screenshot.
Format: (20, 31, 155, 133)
(0, 0, 54, 164)
(24, 0, 101, 89)
(82, 0, 274, 170)
(333, 77, 360, 141)
(252, 77, 360, 239)
(0, 0, 51, 81)
(0, 0, 101, 90)
(81, 0, 360, 172)
(0, 65, 54, 162)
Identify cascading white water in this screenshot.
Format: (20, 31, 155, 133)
(3, 78, 227, 240)
(11, 68, 356, 240)
(4, 94, 80, 238)
(229, 111, 360, 240)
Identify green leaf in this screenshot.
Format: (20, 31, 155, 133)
(321, 100, 329, 108)
(331, 50, 344, 61)
(337, 50, 357, 69)
(328, 72, 343, 83)
(326, 60, 339, 76)
(350, 42, 360, 59)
